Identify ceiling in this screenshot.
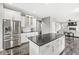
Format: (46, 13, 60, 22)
(12, 3, 79, 22)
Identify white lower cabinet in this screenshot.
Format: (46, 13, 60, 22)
(21, 33, 29, 43)
(29, 40, 40, 55)
(29, 36, 65, 55)
(39, 42, 54, 55)
(58, 36, 65, 54)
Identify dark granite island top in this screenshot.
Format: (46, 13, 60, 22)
(28, 33, 64, 46)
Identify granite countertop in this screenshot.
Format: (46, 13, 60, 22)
(28, 33, 64, 46)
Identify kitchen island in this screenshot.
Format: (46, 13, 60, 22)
(28, 33, 65, 55)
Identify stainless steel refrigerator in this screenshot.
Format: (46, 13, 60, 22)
(3, 19, 21, 55)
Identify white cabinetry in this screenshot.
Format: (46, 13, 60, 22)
(13, 11, 21, 21)
(29, 40, 40, 55)
(21, 16, 26, 27)
(21, 33, 29, 43)
(58, 36, 65, 54)
(40, 36, 65, 55)
(39, 42, 54, 55)
(3, 8, 13, 19)
(29, 35, 65, 55)
(3, 8, 21, 21)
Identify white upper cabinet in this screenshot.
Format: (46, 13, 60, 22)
(12, 11, 21, 21)
(25, 15, 36, 28)
(3, 8, 13, 19)
(21, 16, 26, 27)
(3, 8, 21, 21)
(21, 15, 33, 28)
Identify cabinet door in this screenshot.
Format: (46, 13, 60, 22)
(40, 42, 53, 55)
(29, 41, 40, 55)
(52, 36, 65, 55)
(58, 36, 65, 54)
(12, 11, 21, 21)
(21, 34, 29, 43)
(21, 16, 26, 27)
(3, 8, 13, 19)
(51, 39, 60, 55)
(25, 16, 30, 27)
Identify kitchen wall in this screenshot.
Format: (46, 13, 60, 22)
(42, 17, 59, 34)
(0, 3, 3, 51)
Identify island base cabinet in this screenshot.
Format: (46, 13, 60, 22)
(29, 36, 65, 55)
(39, 42, 54, 55)
(52, 36, 65, 55)
(58, 36, 65, 54)
(29, 41, 40, 55)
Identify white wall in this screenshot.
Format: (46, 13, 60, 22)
(42, 17, 50, 34)
(0, 3, 3, 51)
(42, 17, 56, 34)
(50, 21, 56, 33)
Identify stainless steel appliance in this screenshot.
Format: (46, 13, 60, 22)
(3, 19, 21, 55)
(12, 20, 21, 47)
(3, 19, 11, 49)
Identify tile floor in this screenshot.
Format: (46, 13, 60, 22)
(0, 37, 79, 55)
(0, 42, 29, 55)
(62, 37, 79, 55)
